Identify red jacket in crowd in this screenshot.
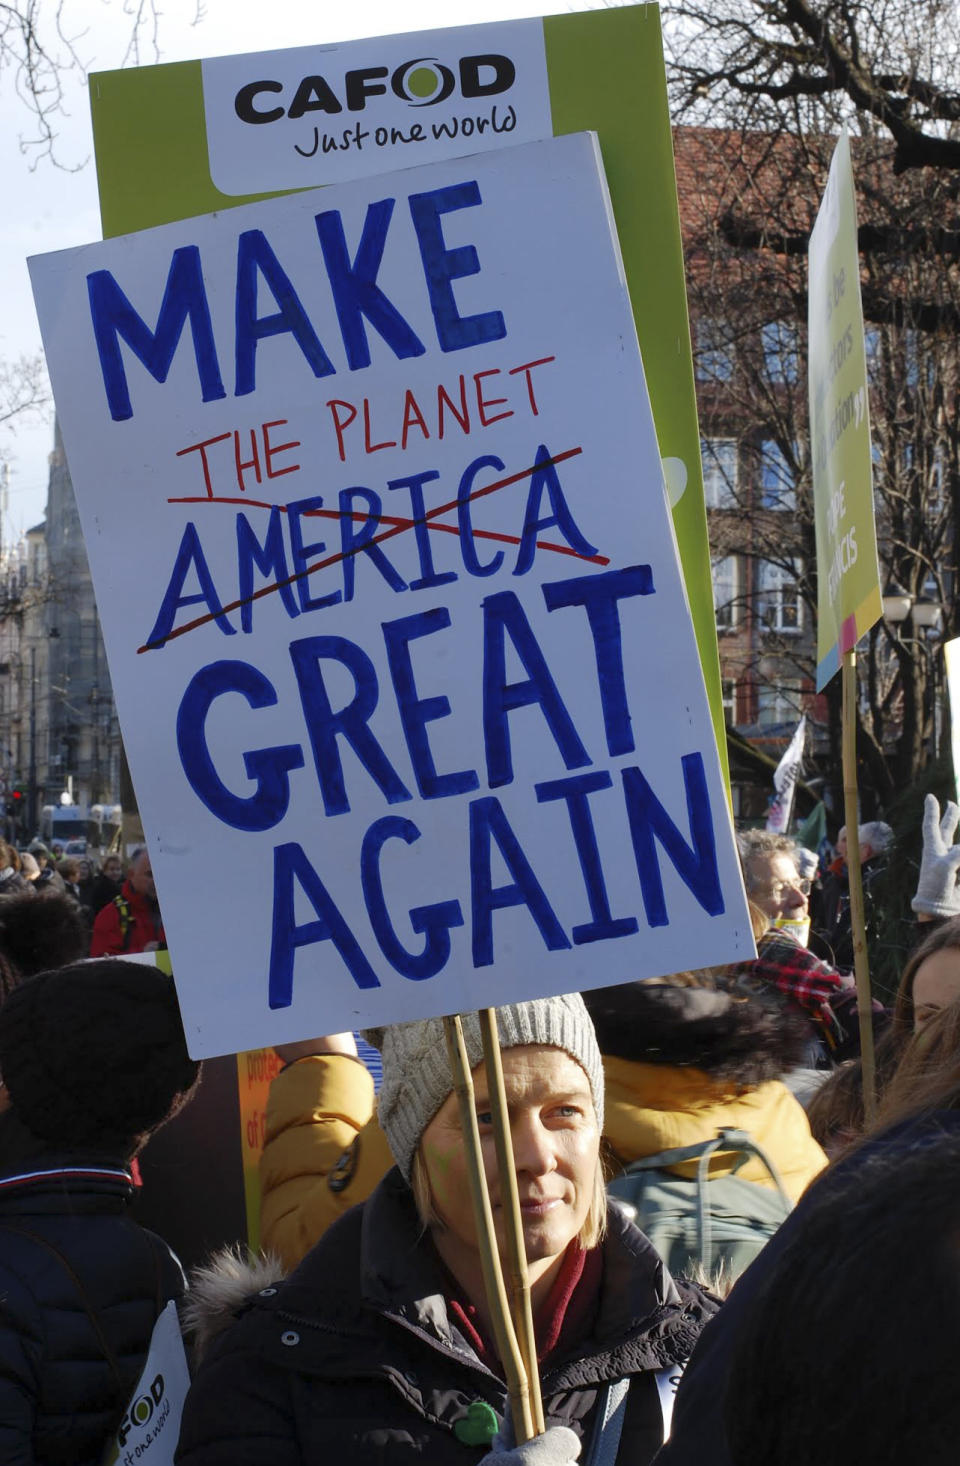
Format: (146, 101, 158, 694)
(89, 880, 165, 956)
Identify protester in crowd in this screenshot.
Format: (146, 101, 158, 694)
(891, 916, 960, 1038)
(178, 995, 716, 1465)
(584, 976, 825, 1283)
(0, 840, 30, 897)
(583, 975, 825, 1202)
(17, 852, 40, 885)
(28, 843, 66, 894)
(813, 820, 892, 967)
(0, 890, 89, 1005)
(85, 852, 124, 918)
(803, 917, 960, 1156)
(655, 1109, 960, 1466)
(805, 992, 960, 1159)
(738, 830, 814, 931)
(75, 856, 97, 913)
(57, 856, 82, 903)
(89, 847, 165, 956)
(726, 830, 856, 1063)
(0, 959, 200, 1465)
(871, 997, 960, 1131)
(804, 1028, 904, 1157)
(259, 1030, 391, 1270)
(260, 969, 825, 1274)
(723, 1129, 960, 1466)
(28, 844, 57, 885)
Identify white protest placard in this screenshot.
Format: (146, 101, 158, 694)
(30, 132, 753, 1057)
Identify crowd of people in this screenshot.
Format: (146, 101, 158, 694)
(2, 797, 960, 1463)
(0, 840, 164, 956)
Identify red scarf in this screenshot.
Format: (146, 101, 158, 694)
(448, 1242, 602, 1370)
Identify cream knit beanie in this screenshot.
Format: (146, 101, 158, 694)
(363, 993, 603, 1181)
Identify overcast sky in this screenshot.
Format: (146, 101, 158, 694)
(0, 0, 569, 540)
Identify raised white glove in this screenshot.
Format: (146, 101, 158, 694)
(482, 1426, 582, 1464)
(911, 793, 960, 917)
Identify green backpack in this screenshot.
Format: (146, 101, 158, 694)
(607, 1127, 794, 1284)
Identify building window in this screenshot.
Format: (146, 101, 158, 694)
(759, 440, 797, 511)
(712, 555, 739, 630)
(702, 438, 738, 508)
(721, 677, 738, 724)
(757, 559, 803, 634)
(756, 681, 802, 730)
(762, 321, 799, 384)
(695, 318, 734, 381)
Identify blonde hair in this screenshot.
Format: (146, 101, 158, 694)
(410, 1146, 608, 1251)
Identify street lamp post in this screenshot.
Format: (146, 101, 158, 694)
(913, 596, 945, 759)
(881, 581, 945, 762)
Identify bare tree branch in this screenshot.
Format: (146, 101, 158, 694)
(0, 0, 203, 167)
(665, 0, 960, 171)
(0, 353, 49, 435)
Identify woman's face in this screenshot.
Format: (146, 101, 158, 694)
(420, 1045, 600, 1277)
(912, 948, 960, 1031)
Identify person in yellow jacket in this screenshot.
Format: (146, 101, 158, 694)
(583, 976, 826, 1203)
(261, 975, 825, 1269)
(260, 1034, 393, 1271)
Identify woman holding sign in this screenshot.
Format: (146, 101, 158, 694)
(178, 995, 714, 1464)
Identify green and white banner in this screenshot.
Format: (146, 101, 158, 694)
(808, 128, 883, 690)
(89, 5, 728, 778)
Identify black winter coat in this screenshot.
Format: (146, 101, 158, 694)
(177, 1167, 715, 1466)
(654, 1110, 960, 1466)
(0, 1159, 186, 1465)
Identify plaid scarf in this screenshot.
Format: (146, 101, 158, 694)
(746, 929, 848, 1047)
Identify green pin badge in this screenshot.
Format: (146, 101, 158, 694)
(453, 1400, 500, 1447)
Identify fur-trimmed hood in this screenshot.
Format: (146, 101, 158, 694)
(182, 1247, 286, 1364)
(585, 980, 809, 1088)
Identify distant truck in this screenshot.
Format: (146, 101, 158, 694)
(39, 803, 89, 850)
(88, 803, 123, 859)
(38, 803, 122, 859)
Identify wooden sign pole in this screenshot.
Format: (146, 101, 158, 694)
(442, 1015, 537, 1443)
(841, 649, 877, 1123)
(478, 1008, 546, 1435)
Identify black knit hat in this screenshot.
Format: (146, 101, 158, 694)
(0, 891, 89, 1004)
(0, 960, 200, 1156)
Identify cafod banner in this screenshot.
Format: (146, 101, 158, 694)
(30, 133, 753, 1057)
(808, 128, 883, 690)
(89, 6, 729, 781)
(101, 1302, 190, 1466)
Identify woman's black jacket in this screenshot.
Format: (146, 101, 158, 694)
(177, 1166, 715, 1465)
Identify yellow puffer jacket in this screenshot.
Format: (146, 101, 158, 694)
(259, 1055, 393, 1271)
(603, 1054, 826, 1203)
